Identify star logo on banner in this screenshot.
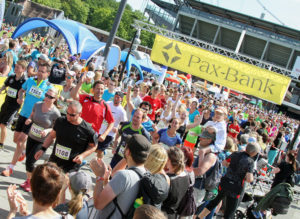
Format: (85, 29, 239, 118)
(162, 42, 182, 64)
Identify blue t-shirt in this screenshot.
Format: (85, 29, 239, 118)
(130, 109, 154, 132)
(20, 77, 52, 118)
(102, 89, 115, 102)
(31, 50, 40, 61)
(158, 128, 182, 147)
(188, 109, 200, 123)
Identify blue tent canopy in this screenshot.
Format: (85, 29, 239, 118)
(121, 51, 143, 81)
(137, 58, 162, 76)
(12, 18, 120, 70)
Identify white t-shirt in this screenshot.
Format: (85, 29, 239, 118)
(99, 101, 127, 137)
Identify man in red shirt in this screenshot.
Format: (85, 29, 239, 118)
(71, 73, 114, 143)
(228, 118, 240, 140)
(143, 85, 161, 121)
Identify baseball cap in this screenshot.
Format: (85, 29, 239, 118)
(215, 107, 228, 115)
(38, 54, 50, 62)
(86, 71, 95, 79)
(115, 91, 124, 98)
(127, 134, 151, 162)
(200, 130, 216, 141)
(69, 171, 92, 194)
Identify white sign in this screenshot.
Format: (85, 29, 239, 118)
(291, 56, 300, 79)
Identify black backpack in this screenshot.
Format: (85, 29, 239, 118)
(204, 157, 222, 191)
(109, 167, 169, 219)
(176, 175, 197, 216)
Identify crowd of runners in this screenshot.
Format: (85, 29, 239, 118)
(0, 28, 299, 219)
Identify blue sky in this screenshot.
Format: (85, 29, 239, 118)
(122, 0, 300, 31)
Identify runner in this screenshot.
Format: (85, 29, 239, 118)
(2, 62, 52, 177)
(21, 88, 60, 192)
(34, 101, 97, 173)
(0, 60, 27, 150)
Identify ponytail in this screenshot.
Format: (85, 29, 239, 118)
(68, 189, 85, 217)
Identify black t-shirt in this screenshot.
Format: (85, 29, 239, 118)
(272, 161, 295, 188)
(3, 75, 26, 108)
(49, 117, 96, 172)
(224, 151, 254, 184)
(49, 64, 66, 85)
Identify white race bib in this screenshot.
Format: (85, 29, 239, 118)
(28, 86, 43, 98)
(7, 87, 17, 98)
(29, 123, 44, 138)
(55, 144, 71, 160)
(118, 144, 126, 157)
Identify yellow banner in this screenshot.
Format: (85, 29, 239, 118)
(151, 35, 291, 104)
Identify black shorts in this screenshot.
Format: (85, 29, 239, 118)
(97, 135, 113, 151)
(15, 115, 32, 134)
(0, 103, 19, 125)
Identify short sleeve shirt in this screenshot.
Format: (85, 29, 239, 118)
(79, 94, 114, 133)
(116, 122, 151, 158)
(102, 89, 115, 102)
(20, 77, 52, 118)
(225, 151, 254, 184)
(143, 95, 162, 121)
(49, 117, 96, 172)
(28, 102, 61, 142)
(3, 74, 26, 108)
(158, 128, 182, 147)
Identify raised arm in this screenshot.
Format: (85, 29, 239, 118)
(126, 85, 135, 114)
(70, 71, 87, 100)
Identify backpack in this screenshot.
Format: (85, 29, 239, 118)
(204, 156, 222, 191)
(109, 167, 169, 219)
(176, 174, 197, 216)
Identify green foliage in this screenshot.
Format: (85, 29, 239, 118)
(30, 0, 155, 48)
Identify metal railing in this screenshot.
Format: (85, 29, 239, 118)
(134, 19, 299, 82)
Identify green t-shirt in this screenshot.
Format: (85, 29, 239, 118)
(81, 82, 92, 94)
(185, 125, 202, 144)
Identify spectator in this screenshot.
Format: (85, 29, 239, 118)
(90, 134, 151, 218)
(7, 162, 72, 219)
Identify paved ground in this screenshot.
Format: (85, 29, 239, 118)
(0, 128, 299, 218)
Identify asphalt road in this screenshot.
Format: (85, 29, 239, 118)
(0, 128, 299, 218)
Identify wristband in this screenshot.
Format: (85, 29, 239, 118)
(41, 147, 47, 152)
(96, 176, 105, 182)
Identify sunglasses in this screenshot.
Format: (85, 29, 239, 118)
(67, 112, 77, 117)
(45, 93, 55, 99)
(66, 76, 73, 79)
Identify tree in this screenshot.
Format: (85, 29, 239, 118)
(31, 0, 156, 48)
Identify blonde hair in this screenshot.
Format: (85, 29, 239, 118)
(145, 144, 168, 174)
(68, 188, 86, 217)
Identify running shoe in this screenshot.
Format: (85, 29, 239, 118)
(18, 152, 26, 162)
(23, 180, 31, 192)
(20, 179, 29, 189)
(1, 167, 13, 177)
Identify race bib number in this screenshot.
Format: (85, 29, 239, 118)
(118, 144, 126, 157)
(55, 144, 71, 160)
(29, 123, 44, 138)
(7, 87, 17, 98)
(28, 86, 43, 98)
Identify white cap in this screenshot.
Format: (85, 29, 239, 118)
(87, 71, 95, 79)
(67, 71, 76, 76)
(39, 54, 49, 62)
